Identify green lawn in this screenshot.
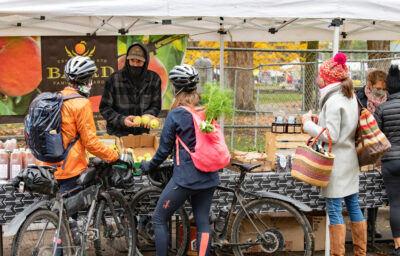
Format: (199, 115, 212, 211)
(255, 93, 302, 104)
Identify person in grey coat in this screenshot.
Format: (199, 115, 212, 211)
(302, 53, 366, 256)
(374, 65, 400, 256)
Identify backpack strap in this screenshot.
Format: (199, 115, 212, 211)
(60, 93, 85, 169)
(175, 135, 193, 166)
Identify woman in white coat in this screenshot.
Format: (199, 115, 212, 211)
(302, 53, 366, 256)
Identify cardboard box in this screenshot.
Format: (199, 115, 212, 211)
(120, 134, 159, 158)
(311, 216, 326, 251)
(98, 134, 122, 152)
(239, 213, 304, 252)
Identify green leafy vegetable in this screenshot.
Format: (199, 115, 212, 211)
(200, 83, 233, 133)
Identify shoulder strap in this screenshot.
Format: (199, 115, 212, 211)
(63, 94, 85, 101)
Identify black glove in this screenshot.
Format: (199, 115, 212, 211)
(115, 153, 134, 169)
(140, 160, 151, 174)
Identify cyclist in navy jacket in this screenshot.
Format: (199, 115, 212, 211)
(141, 64, 219, 256)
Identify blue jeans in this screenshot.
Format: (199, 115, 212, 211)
(326, 193, 364, 225)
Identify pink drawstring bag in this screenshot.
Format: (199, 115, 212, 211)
(176, 106, 231, 172)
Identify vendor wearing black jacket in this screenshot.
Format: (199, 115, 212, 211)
(374, 65, 400, 256)
(99, 42, 162, 136)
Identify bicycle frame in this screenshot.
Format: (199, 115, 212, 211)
(212, 171, 263, 247)
(212, 169, 311, 248)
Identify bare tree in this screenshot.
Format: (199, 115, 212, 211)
(302, 41, 318, 111)
(227, 41, 255, 110)
(367, 40, 391, 71)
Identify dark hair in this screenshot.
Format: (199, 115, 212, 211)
(386, 65, 400, 95)
(341, 77, 354, 99)
(170, 90, 200, 110)
(367, 70, 387, 87)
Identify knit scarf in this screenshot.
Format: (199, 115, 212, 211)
(365, 85, 387, 113)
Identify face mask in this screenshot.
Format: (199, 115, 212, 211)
(129, 66, 142, 77)
(371, 88, 386, 98)
(78, 81, 92, 97)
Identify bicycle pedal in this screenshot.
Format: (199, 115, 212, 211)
(87, 228, 99, 241)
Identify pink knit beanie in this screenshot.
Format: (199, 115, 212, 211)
(318, 52, 349, 88)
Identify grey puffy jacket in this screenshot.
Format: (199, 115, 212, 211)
(374, 92, 400, 161)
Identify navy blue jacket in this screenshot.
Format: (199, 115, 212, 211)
(141, 107, 220, 190)
(356, 86, 368, 108)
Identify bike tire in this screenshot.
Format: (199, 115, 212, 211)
(11, 209, 72, 256)
(231, 198, 314, 256)
(130, 186, 190, 256)
(93, 190, 136, 256)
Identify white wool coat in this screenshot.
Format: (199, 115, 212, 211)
(303, 85, 359, 198)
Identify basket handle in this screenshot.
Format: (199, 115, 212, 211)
(307, 128, 332, 153)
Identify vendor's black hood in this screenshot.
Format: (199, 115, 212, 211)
(123, 42, 150, 86)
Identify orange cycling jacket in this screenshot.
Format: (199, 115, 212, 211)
(49, 87, 119, 180)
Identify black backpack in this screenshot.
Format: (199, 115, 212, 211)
(24, 92, 84, 169)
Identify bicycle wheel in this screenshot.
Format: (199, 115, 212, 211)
(231, 198, 314, 256)
(93, 190, 136, 256)
(130, 186, 190, 256)
(11, 209, 72, 256)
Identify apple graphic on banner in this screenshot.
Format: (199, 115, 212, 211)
(117, 54, 168, 95)
(0, 37, 41, 96)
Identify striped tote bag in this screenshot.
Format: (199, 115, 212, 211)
(291, 128, 335, 187)
(355, 99, 391, 166)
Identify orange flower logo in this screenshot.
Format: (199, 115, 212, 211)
(65, 41, 96, 57)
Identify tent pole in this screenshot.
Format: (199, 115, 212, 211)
(333, 24, 340, 55)
(219, 29, 225, 132)
(332, 18, 342, 55)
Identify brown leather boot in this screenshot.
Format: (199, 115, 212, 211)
(329, 224, 346, 256)
(350, 220, 367, 256)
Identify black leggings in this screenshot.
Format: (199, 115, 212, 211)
(152, 179, 216, 256)
(382, 160, 400, 238)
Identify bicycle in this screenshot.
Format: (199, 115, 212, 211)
(6, 158, 136, 256)
(132, 161, 315, 256)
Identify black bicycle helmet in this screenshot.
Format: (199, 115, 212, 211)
(169, 64, 199, 91)
(64, 56, 96, 85)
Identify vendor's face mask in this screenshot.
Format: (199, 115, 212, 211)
(129, 66, 142, 77)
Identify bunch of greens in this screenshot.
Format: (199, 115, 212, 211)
(200, 83, 233, 133)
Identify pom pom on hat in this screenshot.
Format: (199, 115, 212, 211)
(318, 52, 349, 87)
(333, 52, 347, 65)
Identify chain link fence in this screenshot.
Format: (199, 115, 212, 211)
(190, 48, 400, 152)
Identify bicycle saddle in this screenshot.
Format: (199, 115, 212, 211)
(231, 162, 261, 172)
(76, 167, 97, 185)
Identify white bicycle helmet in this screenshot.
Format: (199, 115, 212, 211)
(169, 64, 199, 90)
(64, 56, 96, 85)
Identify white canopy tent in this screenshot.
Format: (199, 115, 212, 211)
(2, 0, 400, 86)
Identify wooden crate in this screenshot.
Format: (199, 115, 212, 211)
(265, 132, 309, 170)
(229, 151, 272, 172)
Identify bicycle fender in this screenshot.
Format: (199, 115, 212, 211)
(3, 200, 50, 237)
(258, 191, 312, 212)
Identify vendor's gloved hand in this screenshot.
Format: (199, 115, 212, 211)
(140, 160, 151, 174)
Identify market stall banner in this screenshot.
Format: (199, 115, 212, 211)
(41, 36, 117, 112)
(0, 34, 187, 119)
